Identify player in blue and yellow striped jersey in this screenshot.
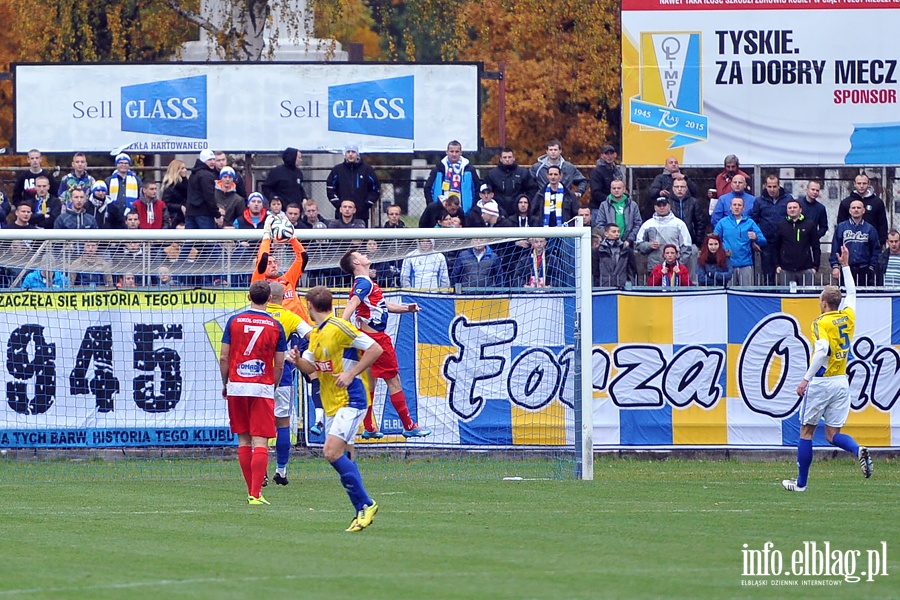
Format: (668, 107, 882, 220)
(289, 286, 383, 532)
(783, 245, 873, 492)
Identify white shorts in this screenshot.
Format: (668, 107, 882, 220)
(274, 385, 295, 419)
(325, 407, 366, 445)
(799, 375, 850, 428)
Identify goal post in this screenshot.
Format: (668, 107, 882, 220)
(0, 225, 593, 481)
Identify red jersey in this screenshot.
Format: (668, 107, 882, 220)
(222, 308, 287, 398)
(350, 275, 388, 332)
(252, 237, 309, 323)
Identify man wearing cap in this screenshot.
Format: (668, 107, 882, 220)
(58, 153, 95, 206)
(467, 183, 506, 227)
(214, 152, 247, 199)
(589, 145, 624, 211)
(85, 180, 125, 229)
(186, 149, 220, 230)
(484, 147, 537, 216)
(326, 144, 379, 227)
(105, 153, 142, 214)
(235, 192, 268, 229)
(635, 196, 694, 274)
(263, 147, 307, 206)
(216, 166, 245, 225)
(478, 199, 513, 228)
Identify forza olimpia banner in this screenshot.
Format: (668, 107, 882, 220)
(621, 0, 900, 165)
(1, 290, 899, 449)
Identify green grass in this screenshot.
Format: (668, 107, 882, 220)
(0, 456, 897, 599)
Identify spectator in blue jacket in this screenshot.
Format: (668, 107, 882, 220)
(831, 199, 880, 287)
(451, 239, 501, 288)
(714, 196, 766, 287)
(711, 174, 755, 228)
(800, 180, 829, 241)
(424, 141, 480, 214)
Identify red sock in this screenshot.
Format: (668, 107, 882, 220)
(363, 394, 378, 433)
(390, 390, 415, 430)
(237, 446, 252, 494)
(250, 447, 269, 498)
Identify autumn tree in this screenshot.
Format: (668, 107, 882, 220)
(449, 0, 621, 165)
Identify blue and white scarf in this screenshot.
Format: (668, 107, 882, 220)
(543, 183, 564, 227)
(441, 156, 467, 194)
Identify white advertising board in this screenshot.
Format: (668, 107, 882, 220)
(14, 63, 481, 154)
(621, 0, 900, 165)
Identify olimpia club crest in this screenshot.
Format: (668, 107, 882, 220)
(630, 32, 708, 149)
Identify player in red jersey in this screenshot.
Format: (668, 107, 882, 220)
(339, 250, 431, 438)
(220, 280, 287, 505)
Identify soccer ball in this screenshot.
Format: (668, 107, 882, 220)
(271, 217, 294, 243)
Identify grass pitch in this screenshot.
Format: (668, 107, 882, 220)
(0, 455, 897, 599)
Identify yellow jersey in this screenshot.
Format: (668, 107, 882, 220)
(302, 316, 374, 416)
(811, 306, 855, 377)
(265, 302, 310, 339)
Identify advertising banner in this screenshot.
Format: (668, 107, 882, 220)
(13, 63, 481, 154)
(2, 290, 898, 449)
(621, 0, 900, 165)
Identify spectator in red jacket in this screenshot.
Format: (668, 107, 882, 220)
(133, 181, 166, 229)
(648, 244, 691, 288)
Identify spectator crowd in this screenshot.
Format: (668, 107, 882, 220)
(0, 142, 895, 291)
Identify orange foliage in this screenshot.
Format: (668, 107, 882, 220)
(453, 0, 621, 164)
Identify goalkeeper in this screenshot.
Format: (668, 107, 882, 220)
(253, 216, 326, 437)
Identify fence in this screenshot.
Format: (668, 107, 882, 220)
(2, 160, 898, 239)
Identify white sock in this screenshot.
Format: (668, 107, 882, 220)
(276, 467, 286, 477)
(315, 408, 324, 424)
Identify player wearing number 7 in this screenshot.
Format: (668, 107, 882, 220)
(220, 280, 287, 505)
(783, 245, 873, 493)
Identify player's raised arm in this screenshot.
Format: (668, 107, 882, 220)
(838, 245, 856, 312)
(281, 238, 308, 286)
(386, 301, 419, 314)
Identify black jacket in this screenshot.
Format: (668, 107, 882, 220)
(485, 162, 537, 215)
(326, 159, 379, 224)
(163, 178, 189, 227)
(419, 201, 466, 229)
(530, 186, 579, 225)
(668, 193, 707, 247)
(774, 215, 820, 272)
(589, 160, 624, 209)
(186, 159, 219, 218)
(262, 148, 307, 205)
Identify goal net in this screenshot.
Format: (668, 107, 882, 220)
(0, 225, 592, 482)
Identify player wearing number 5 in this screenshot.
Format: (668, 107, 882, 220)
(783, 246, 872, 493)
(220, 280, 287, 505)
